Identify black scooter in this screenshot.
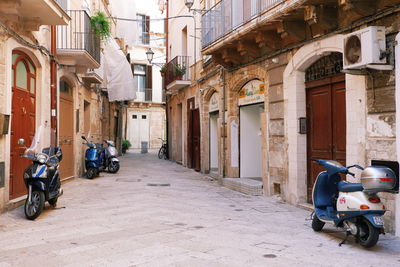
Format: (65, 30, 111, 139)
(18, 138, 63, 220)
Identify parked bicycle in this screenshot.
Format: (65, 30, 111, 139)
(158, 138, 168, 160)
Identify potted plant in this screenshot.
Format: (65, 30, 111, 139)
(173, 64, 186, 80)
(159, 64, 167, 77)
(121, 139, 132, 154)
(90, 11, 111, 40)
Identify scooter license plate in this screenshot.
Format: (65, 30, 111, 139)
(373, 216, 384, 226)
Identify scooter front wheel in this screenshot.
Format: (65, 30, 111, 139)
(24, 190, 45, 220)
(358, 218, 380, 248)
(108, 161, 120, 173)
(86, 167, 97, 179)
(312, 214, 325, 231)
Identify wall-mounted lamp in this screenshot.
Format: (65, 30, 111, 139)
(184, 0, 206, 13)
(146, 48, 154, 64)
(271, 57, 279, 64)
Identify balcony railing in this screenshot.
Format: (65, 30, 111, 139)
(165, 56, 190, 87)
(57, 10, 101, 64)
(145, 88, 152, 102)
(202, 0, 285, 48)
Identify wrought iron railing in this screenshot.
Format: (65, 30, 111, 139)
(165, 56, 191, 87)
(144, 88, 152, 102)
(57, 10, 101, 64)
(202, 0, 285, 48)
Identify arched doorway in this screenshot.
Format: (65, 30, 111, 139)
(306, 52, 345, 202)
(209, 92, 219, 175)
(238, 79, 265, 178)
(10, 50, 36, 199)
(59, 80, 75, 179)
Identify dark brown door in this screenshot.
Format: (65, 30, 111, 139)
(10, 51, 36, 199)
(191, 109, 201, 171)
(306, 74, 346, 202)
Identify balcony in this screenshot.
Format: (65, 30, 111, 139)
(134, 88, 153, 102)
(0, 0, 70, 30)
(202, 0, 286, 49)
(57, 10, 101, 69)
(165, 56, 191, 91)
(201, 0, 400, 66)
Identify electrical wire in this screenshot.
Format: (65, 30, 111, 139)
(0, 21, 54, 59)
(110, 15, 193, 22)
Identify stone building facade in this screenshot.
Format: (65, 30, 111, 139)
(0, 0, 126, 213)
(167, 0, 400, 234)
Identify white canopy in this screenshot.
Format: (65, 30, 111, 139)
(103, 39, 136, 102)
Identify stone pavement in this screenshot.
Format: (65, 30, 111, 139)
(0, 152, 400, 267)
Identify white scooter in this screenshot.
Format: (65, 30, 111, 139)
(311, 159, 398, 248)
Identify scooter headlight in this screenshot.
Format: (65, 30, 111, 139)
(36, 153, 48, 164)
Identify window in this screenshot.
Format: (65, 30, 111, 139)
(133, 65, 146, 92)
(132, 115, 137, 119)
(132, 64, 152, 92)
(142, 115, 147, 119)
(137, 14, 150, 45)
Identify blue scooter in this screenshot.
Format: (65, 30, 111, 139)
(81, 136, 105, 179)
(311, 159, 398, 248)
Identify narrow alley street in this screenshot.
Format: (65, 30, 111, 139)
(0, 152, 400, 267)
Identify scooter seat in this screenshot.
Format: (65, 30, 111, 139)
(338, 181, 363, 192)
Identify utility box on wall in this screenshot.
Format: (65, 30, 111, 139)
(0, 114, 10, 135)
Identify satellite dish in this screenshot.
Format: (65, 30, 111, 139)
(345, 35, 362, 65)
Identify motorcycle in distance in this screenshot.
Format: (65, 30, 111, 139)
(81, 136, 120, 179)
(18, 138, 63, 220)
(311, 159, 399, 248)
(103, 140, 120, 174)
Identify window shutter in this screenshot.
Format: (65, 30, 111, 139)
(146, 65, 152, 89)
(131, 64, 135, 75)
(145, 16, 150, 32)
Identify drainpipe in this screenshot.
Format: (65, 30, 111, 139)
(395, 32, 400, 237)
(221, 68, 226, 180)
(165, 0, 170, 158)
(50, 25, 57, 146)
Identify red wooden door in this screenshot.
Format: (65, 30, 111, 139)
(10, 51, 36, 199)
(59, 81, 74, 179)
(306, 74, 346, 202)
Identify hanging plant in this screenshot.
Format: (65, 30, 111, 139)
(90, 11, 111, 39)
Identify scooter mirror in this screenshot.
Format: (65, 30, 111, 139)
(81, 136, 86, 140)
(18, 138, 25, 146)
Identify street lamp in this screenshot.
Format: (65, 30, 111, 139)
(146, 48, 154, 64)
(184, 0, 194, 10)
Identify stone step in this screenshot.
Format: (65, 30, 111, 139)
(223, 178, 263, 196)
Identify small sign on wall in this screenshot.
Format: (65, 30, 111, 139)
(0, 114, 10, 135)
(298, 117, 307, 134)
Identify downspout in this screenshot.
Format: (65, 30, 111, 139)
(395, 32, 400, 237)
(50, 25, 57, 146)
(221, 68, 226, 180)
(165, 0, 170, 158)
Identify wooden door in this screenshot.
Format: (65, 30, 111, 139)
(306, 74, 346, 202)
(10, 51, 36, 199)
(191, 109, 201, 171)
(59, 81, 74, 179)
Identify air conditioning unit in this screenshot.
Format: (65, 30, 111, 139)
(343, 26, 387, 70)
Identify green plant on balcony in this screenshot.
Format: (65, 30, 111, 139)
(121, 139, 132, 154)
(90, 11, 111, 39)
(173, 64, 186, 80)
(159, 64, 167, 76)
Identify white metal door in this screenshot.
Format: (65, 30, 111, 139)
(128, 112, 150, 149)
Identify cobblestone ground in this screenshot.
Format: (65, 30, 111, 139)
(0, 152, 400, 267)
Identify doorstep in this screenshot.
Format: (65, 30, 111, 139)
(7, 195, 26, 211)
(297, 202, 313, 211)
(223, 178, 263, 196)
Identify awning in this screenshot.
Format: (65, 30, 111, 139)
(103, 39, 136, 102)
